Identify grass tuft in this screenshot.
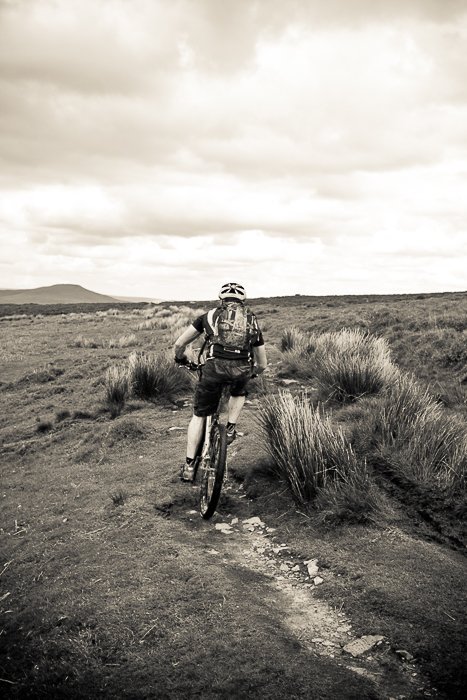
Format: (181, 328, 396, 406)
(128, 352, 193, 401)
(110, 490, 126, 506)
(55, 410, 71, 422)
(36, 421, 53, 433)
(280, 328, 396, 401)
(104, 365, 130, 417)
(374, 374, 467, 494)
(280, 326, 307, 352)
(257, 391, 375, 523)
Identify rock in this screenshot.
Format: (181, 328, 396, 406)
(291, 565, 300, 572)
(215, 523, 233, 534)
(242, 517, 266, 528)
(313, 576, 324, 586)
(231, 517, 239, 525)
(395, 649, 415, 662)
(279, 563, 289, 572)
(168, 426, 184, 431)
(304, 558, 319, 577)
(281, 379, 299, 385)
(312, 638, 323, 644)
(272, 545, 288, 554)
(343, 635, 385, 657)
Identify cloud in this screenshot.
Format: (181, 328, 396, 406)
(0, 0, 466, 297)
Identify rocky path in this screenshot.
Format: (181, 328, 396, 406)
(175, 475, 437, 700)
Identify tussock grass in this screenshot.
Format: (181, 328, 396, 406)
(55, 410, 71, 422)
(128, 352, 193, 401)
(312, 329, 396, 402)
(73, 334, 98, 348)
(280, 326, 307, 352)
(73, 334, 138, 349)
(107, 334, 138, 349)
(110, 490, 126, 506)
(346, 373, 467, 496)
(257, 392, 375, 521)
(36, 421, 53, 433)
(280, 327, 395, 402)
(135, 306, 205, 333)
(373, 374, 467, 493)
(104, 365, 130, 417)
(314, 468, 381, 525)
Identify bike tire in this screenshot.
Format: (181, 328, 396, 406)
(199, 423, 227, 519)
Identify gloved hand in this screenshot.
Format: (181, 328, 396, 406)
(174, 355, 188, 365)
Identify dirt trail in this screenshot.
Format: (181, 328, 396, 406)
(170, 474, 436, 700)
(0, 387, 450, 698)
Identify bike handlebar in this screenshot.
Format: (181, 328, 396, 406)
(175, 357, 200, 371)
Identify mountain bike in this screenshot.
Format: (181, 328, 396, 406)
(184, 362, 229, 519)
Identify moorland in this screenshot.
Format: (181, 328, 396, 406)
(0, 291, 466, 699)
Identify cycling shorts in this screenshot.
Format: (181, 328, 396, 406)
(193, 358, 252, 417)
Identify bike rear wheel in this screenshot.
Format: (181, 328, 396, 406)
(199, 423, 227, 519)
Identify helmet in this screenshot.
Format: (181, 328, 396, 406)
(218, 282, 246, 302)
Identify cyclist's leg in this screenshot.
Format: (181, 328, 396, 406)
(227, 394, 246, 424)
(186, 415, 205, 459)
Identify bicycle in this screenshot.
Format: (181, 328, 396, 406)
(182, 361, 231, 520)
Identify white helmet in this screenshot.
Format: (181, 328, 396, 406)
(218, 282, 246, 302)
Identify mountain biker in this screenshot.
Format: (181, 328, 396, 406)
(174, 282, 268, 481)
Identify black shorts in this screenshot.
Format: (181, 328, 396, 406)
(193, 358, 252, 417)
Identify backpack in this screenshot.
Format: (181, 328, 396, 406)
(204, 302, 258, 356)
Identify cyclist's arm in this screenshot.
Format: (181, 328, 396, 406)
(252, 344, 267, 374)
(174, 325, 202, 360)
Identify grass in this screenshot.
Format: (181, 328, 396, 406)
(104, 365, 129, 417)
(354, 372, 467, 495)
(280, 326, 307, 352)
(280, 328, 396, 402)
(257, 391, 377, 522)
(127, 351, 193, 401)
(104, 351, 193, 414)
(73, 333, 138, 349)
(1, 292, 466, 699)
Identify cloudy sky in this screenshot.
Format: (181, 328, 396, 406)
(1, 0, 466, 300)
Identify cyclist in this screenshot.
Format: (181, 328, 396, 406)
(174, 282, 268, 481)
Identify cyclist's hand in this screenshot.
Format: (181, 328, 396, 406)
(175, 356, 198, 371)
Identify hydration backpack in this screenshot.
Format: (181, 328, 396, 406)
(204, 302, 258, 356)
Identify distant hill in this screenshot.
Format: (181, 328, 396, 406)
(0, 284, 118, 305)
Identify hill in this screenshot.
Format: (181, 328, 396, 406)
(0, 284, 118, 305)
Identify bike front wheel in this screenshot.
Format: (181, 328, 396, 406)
(199, 423, 227, 519)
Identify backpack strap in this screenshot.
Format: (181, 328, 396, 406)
(202, 308, 221, 359)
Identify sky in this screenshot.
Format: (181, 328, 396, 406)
(0, 0, 466, 301)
